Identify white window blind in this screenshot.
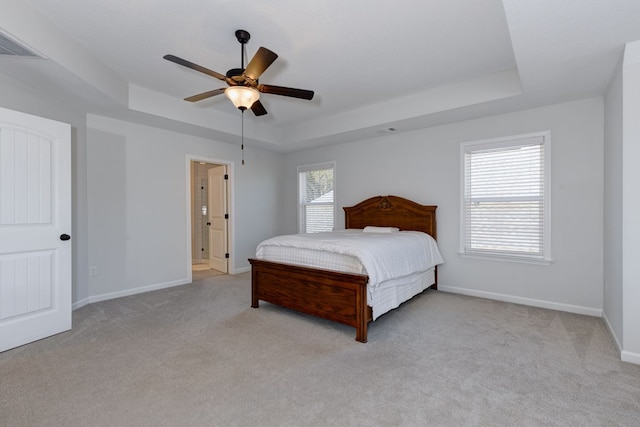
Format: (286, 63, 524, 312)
(298, 162, 335, 233)
(461, 133, 550, 262)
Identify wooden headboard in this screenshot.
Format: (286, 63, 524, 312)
(343, 195, 437, 239)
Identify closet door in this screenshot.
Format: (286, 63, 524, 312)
(0, 107, 71, 352)
(207, 165, 228, 273)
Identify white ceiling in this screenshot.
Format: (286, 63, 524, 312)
(2, 0, 640, 152)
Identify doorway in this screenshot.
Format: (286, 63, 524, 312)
(190, 160, 230, 279)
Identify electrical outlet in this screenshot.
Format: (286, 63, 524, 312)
(89, 266, 97, 277)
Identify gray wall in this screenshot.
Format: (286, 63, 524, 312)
(604, 57, 624, 350)
(602, 40, 640, 363)
(0, 72, 90, 305)
(0, 71, 285, 307)
(85, 115, 284, 303)
(284, 98, 604, 315)
(621, 45, 640, 362)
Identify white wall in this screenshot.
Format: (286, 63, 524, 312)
(0, 69, 286, 308)
(84, 114, 284, 304)
(621, 43, 640, 363)
(0, 72, 90, 305)
(284, 98, 604, 315)
(604, 57, 624, 350)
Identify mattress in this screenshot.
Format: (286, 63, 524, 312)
(255, 244, 366, 275)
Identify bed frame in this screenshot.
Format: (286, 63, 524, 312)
(249, 195, 437, 343)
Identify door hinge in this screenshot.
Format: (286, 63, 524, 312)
(224, 213, 229, 219)
(224, 174, 229, 180)
(225, 253, 229, 259)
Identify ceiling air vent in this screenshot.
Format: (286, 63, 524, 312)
(0, 31, 43, 58)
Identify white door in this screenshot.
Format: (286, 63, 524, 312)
(0, 107, 71, 352)
(208, 166, 228, 273)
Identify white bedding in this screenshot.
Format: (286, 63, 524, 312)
(370, 269, 436, 319)
(255, 229, 444, 319)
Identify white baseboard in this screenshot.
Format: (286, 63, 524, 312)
(438, 285, 603, 317)
(621, 350, 640, 365)
(72, 297, 91, 311)
(71, 269, 251, 312)
(599, 312, 640, 365)
(602, 312, 623, 352)
(73, 278, 191, 309)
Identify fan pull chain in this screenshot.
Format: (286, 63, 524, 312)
(241, 109, 245, 165)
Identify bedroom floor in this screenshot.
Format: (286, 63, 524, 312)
(2, 273, 639, 426)
(192, 259, 225, 281)
(191, 263, 213, 271)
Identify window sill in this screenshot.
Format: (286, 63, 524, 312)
(459, 252, 553, 266)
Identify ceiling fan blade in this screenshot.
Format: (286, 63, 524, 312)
(243, 47, 278, 81)
(163, 54, 227, 82)
(184, 88, 226, 102)
(251, 100, 268, 116)
(258, 84, 314, 100)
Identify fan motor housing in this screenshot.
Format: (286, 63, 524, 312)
(226, 68, 245, 83)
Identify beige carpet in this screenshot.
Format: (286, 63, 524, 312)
(191, 267, 224, 281)
(2, 273, 639, 426)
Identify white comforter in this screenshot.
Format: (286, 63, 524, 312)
(255, 230, 444, 288)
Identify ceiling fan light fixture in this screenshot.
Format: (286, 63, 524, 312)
(225, 86, 260, 110)
(164, 29, 313, 116)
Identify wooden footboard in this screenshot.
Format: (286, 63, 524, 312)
(249, 258, 372, 342)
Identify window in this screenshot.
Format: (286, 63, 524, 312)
(298, 162, 335, 233)
(460, 132, 551, 263)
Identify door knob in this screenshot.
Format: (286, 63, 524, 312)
(60, 234, 71, 241)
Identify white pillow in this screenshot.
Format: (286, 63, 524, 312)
(363, 226, 400, 233)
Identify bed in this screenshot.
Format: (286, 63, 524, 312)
(249, 195, 441, 342)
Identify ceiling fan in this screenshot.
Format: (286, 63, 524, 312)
(163, 29, 314, 116)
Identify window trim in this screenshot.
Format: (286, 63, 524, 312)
(459, 132, 552, 264)
(297, 161, 336, 233)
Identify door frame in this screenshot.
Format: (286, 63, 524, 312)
(185, 155, 234, 280)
